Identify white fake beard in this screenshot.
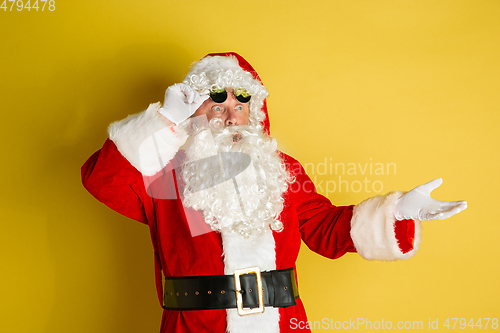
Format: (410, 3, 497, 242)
(180, 119, 290, 238)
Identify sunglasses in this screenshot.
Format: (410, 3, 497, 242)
(210, 87, 251, 104)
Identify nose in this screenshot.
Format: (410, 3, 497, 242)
(223, 94, 239, 127)
(225, 109, 238, 126)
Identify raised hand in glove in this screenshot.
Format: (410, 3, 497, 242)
(158, 83, 209, 125)
(394, 178, 467, 221)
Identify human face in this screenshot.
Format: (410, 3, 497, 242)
(193, 89, 250, 126)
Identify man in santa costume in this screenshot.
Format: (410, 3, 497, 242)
(82, 52, 467, 333)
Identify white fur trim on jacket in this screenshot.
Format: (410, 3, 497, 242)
(108, 102, 188, 176)
(221, 230, 280, 333)
(350, 191, 422, 261)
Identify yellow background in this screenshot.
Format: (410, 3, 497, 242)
(1, 0, 498, 332)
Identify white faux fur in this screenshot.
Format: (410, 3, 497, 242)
(221, 229, 280, 333)
(184, 56, 244, 81)
(350, 191, 422, 261)
(108, 102, 188, 176)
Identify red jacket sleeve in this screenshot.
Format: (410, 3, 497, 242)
(82, 138, 149, 224)
(284, 156, 357, 259)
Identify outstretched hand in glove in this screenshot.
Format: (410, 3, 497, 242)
(395, 178, 467, 221)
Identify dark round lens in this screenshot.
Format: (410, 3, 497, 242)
(210, 90, 227, 103)
(235, 94, 251, 103)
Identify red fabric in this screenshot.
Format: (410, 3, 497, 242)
(394, 219, 415, 254)
(82, 139, 357, 333)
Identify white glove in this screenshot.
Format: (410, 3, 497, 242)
(158, 83, 209, 125)
(394, 178, 467, 221)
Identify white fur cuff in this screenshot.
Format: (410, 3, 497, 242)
(350, 191, 421, 261)
(108, 102, 188, 176)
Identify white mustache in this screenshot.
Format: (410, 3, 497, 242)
(181, 119, 289, 237)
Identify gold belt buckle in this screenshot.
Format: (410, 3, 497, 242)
(233, 266, 265, 316)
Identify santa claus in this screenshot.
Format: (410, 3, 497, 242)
(82, 52, 467, 333)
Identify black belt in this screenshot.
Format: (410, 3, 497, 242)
(162, 267, 299, 314)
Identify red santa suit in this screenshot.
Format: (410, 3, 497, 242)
(82, 52, 419, 333)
